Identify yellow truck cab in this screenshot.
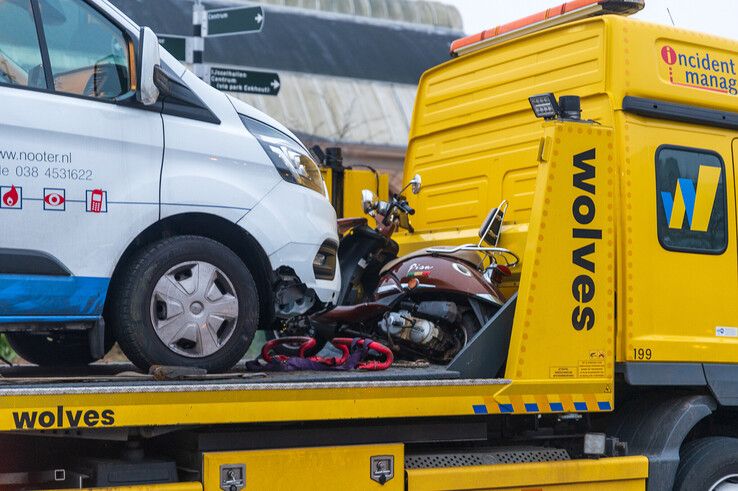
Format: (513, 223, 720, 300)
(398, 0, 738, 371)
(1, 1, 738, 490)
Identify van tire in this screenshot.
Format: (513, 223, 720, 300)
(109, 236, 259, 373)
(5, 331, 107, 366)
(674, 437, 738, 490)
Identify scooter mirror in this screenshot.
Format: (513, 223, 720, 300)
(362, 189, 376, 214)
(411, 174, 422, 195)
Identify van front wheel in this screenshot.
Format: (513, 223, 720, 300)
(110, 236, 259, 373)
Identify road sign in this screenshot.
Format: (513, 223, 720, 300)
(204, 6, 264, 37)
(208, 67, 281, 96)
(158, 35, 187, 62)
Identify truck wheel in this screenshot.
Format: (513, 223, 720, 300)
(5, 331, 106, 366)
(110, 236, 259, 373)
(674, 437, 738, 491)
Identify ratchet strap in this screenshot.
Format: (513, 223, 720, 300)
(245, 337, 393, 372)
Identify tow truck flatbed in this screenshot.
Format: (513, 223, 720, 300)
(0, 362, 463, 386)
(0, 362, 512, 432)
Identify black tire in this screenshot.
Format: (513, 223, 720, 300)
(6, 331, 110, 366)
(674, 437, 738, 491)
(108, 236, 259, 373)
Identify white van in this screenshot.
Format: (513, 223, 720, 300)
(0, 0, 340, 372)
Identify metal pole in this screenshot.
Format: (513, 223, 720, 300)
(192, 0, 206, 80)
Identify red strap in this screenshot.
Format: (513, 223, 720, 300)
(332, 338, 394, 371)
(260, 337, 393, 371)
(262, 336, 316, 362)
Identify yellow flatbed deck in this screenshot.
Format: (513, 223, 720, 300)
(0, 363, 515, 431)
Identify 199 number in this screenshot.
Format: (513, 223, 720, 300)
(633, 348, 652, 360)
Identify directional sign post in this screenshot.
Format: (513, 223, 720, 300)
(208, 67, 281, 96)
(158, 35, 188, 62)
(188, 3, 280, 95)
(203, 5, 264, 37)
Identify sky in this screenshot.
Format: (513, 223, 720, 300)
(441, 0, 738, 40)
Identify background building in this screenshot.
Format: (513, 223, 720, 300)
(111, 0, 464, 191)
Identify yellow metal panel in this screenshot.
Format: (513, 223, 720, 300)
(203, 444, 403, 490)
(397, 18, 612, 269)
(606, 16, 738, 116)
(322, 167, 390, 220)
(320, 167, 332, 199)
(409, 21, 607, 140)
(0, 377, 621, 430)
(40, 483, 202, 491)
(407, 456, 648, 491)
(342, 168, 390, 218)
(501, 122, 615, 409)
(615, 115, 738, 364)
(0, 382, 512, 431)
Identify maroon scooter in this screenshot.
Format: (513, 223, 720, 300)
(312, 200, 519, 363)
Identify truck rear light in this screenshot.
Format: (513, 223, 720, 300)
(450, 0, 645, 57)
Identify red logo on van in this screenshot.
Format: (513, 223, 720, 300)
(2, 185, 19, 207)
(86, 189, 107, 213)
(43, 188, 66, 211)
(89, 189, 104, 213)
(661, 45, 677, 65)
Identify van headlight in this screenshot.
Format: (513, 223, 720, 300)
(241, 115, 327, 197)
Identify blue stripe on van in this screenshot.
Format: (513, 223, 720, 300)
(0, 274, 109, 321)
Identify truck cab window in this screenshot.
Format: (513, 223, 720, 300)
(38, 0, 129, 99)
(655, 146, 728, 254)
(0, 0, 47, 88)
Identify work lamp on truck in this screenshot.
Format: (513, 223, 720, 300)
(529, 94, 583, 121)
(528, 93, 560, 120)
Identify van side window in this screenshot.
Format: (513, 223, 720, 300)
(0, 0, 47, 89)
(655, 146, 728, 255)
(38, 0, 129, 99)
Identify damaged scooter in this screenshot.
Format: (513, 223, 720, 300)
(274, 176, 519, 363)
(315, 197, 519, 363)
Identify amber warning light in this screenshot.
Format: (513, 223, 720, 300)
(450, 0, 645, 57)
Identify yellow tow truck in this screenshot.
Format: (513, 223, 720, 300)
(2, 0, 737, 489)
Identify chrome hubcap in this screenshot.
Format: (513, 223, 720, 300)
(190, 302, 204, 315)
(711, 474, 738, 491)
(150, 261, 239, 358)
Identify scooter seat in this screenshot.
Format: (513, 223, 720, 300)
(380, 247, 484, 275)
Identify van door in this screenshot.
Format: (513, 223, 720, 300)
(0, 0, 162, 321)
(621, 116, 738, 365)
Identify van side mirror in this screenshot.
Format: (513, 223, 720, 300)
(136, 27, 161, 106)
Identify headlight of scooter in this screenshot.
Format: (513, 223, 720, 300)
(241, 115, 327, 197)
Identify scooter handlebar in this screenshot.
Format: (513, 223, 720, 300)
(397, 200, 415, 215)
